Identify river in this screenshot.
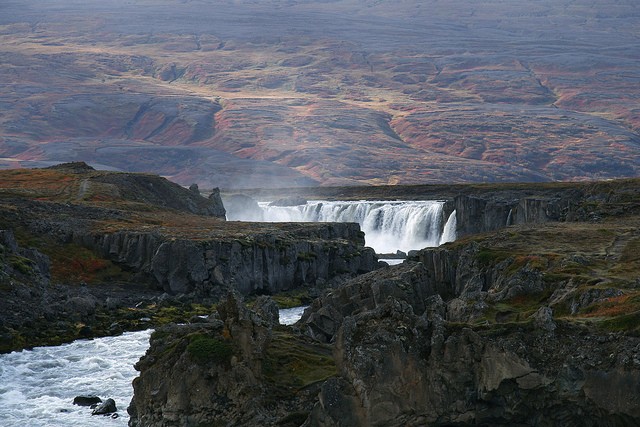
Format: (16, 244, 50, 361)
(0, 307, 307, 426)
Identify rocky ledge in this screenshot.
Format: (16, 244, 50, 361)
(129, 179, 640, 426)
(129, 293, 334, 427)
(0, 164, 379, 352)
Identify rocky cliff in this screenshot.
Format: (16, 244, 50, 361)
(296, 184, 640, 424)
(129, 293, 334, 427)
(0, 229, 51, 351)
(47, 162, 227, 218)
(81, 222, 378, 297)
(0, 165, 380, 352)
(305, 296, 640, 426)
(129, 179, 640, 426)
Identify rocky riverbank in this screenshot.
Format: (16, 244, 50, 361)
(4, 164, 640, 424)
(0, 164, 379, 352)
(129, 178, 640, 426)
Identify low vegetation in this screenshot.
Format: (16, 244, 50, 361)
(263, 329, 336, 397)
(187, 334, 235, 365)
(460, 212, 640, 334)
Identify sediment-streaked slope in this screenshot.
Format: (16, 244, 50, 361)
(1, 0, 639, 187)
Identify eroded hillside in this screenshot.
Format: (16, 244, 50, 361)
(0, 0, 639, 187)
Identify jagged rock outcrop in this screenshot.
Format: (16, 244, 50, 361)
(299, 262, 434, 342)
(129, 294, 326, 427)
(0, 229, 52, 351)
(453, 192, 580, 236)
(301, 243, 488, 331)
(304, 297, 640, 426)
(84, 223, 380, 296)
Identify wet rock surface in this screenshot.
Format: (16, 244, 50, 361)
(91, 398, 117, 416)
(73, 395, 102, 407)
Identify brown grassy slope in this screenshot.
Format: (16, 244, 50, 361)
(435, 183, 640, 333)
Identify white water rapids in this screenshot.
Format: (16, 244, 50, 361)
(229, 200, 457, 254)
(0, 308, 306, 426)
(0, 330, 151, 427)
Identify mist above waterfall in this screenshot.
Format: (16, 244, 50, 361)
(226, 200, 457, 253)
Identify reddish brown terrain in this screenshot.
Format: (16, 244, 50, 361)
(0, 0, 638, 187)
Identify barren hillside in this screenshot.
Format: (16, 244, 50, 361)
(1, 0, 638, 187)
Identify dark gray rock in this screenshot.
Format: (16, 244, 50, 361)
(305, 295, 640, 427)
(269, 196, 307, 207)
(533, 306, 556, 332)
(299, 262, 433, 342)
(207, 188, 226, 218)
(91, 398, 117, 415)
(129, 294, 275, 426)
(73, 395, 102, 406)
(88, 223, 379, 297)
(252, 296, 280, 327)
(452, 190, 583, 237)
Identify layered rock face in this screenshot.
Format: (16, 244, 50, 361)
(84, 222, 378, 297)
(452, 193, 576, 236)
(128, 179, 640, 426)
(305, 296, 640, 426)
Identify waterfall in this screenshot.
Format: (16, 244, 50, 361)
(506, 208, 513, 226)
(439, 210, 457, 245)
(234, 200, 454, 253)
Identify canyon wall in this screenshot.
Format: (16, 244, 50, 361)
(79, 223, 379, 297)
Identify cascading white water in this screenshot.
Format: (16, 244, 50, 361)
(243, 200, 455, 253)
(439, 210, 457, 246)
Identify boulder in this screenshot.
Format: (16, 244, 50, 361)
(73, 395, 102, 406)
(91, 398, 117, 415)
(251, 296, 280, 327)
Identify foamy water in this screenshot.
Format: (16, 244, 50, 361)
(279, 306, 308, 325)
(0, 330, 152, 427)
(0, 308, 307, 426)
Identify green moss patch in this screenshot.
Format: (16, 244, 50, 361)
(187, 334, 234, 365)
(297, 252, 317, 262)
(598, 310, 640, 334)
(263, 330, 336, 395)
(9, 255, 34, 275)
(476, 247, 510, 266)
(270, 289, 313, 309)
